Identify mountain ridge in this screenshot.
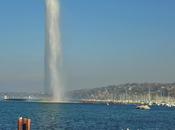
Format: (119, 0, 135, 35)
(68, 83, 175, 101)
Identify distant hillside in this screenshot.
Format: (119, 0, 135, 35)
(68, 83, 175, 101)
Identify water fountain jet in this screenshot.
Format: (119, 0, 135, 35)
(45, 0, 63, 102)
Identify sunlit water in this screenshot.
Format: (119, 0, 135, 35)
(0, 102, 175, 130)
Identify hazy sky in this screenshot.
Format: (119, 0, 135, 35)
(0, 0, 175, 92)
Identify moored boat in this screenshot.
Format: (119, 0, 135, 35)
(136, 105, 150, 110)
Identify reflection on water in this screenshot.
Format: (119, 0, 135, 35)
(0, 102, 175, 130)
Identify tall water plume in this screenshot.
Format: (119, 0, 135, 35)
(45, 0, 63, 101)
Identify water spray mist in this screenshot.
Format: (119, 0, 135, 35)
(45, 0, 63, 101)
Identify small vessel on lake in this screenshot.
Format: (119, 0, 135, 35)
(3, 95, 28, 102)
(136, 105, 150, 110)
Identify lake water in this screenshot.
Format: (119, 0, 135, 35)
(0, 102, 175, 130)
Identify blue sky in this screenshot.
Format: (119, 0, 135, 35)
(0, 0, 175, 92)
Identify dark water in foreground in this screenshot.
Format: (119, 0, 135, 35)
(0, 102, 175, 130)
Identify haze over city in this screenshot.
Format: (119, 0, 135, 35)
(0, 0, 175, 93)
